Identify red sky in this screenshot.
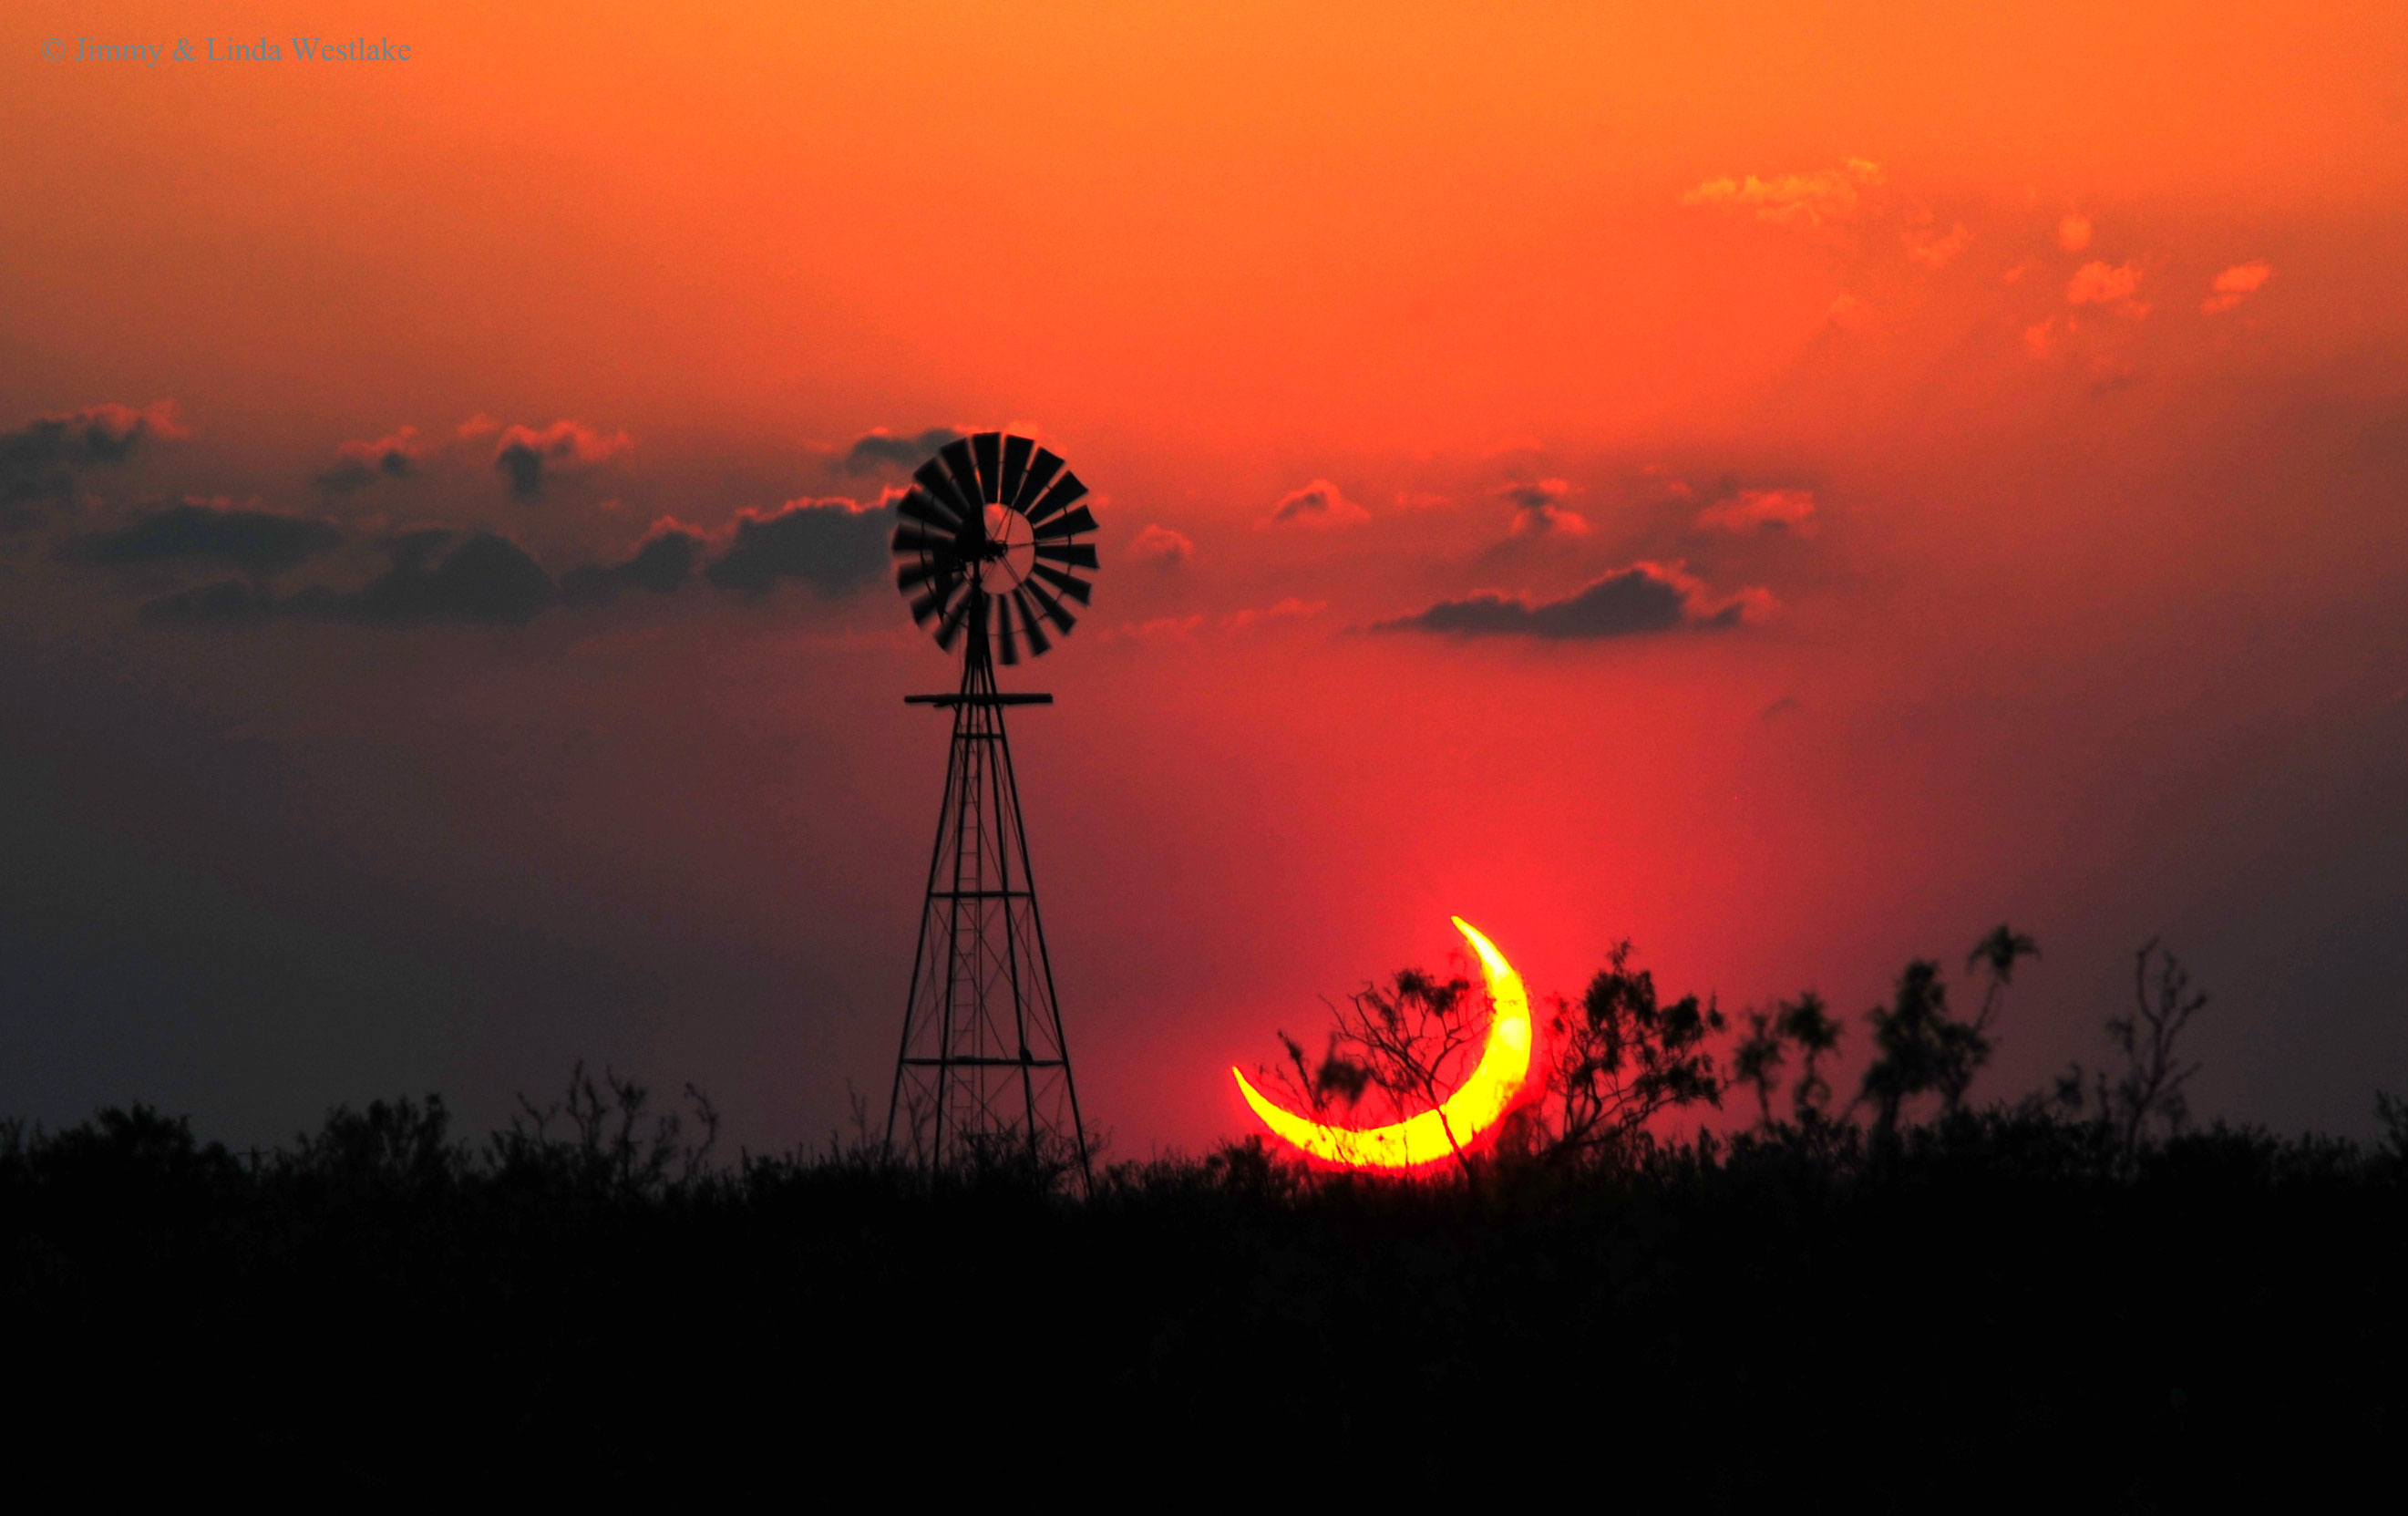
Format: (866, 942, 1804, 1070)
(4, 2, 2407, 1152)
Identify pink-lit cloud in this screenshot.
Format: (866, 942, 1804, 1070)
(1697, 488, 1818, 537)
(1129, 523, 1195, 567)
(1905, 221, 1973, 268)
(493, 420, 633, 499)
(1494, 478, 1587, 537)
(317, 427, 425, 494)
(1378, 562, 1770, 638)
(1261, 479, 1369, 529)
(1682, 159, 1883, 229)
(2202, 261, 2275, 315)
(2066, 260, 2145, 307)
(1220, 597, 1326, 632)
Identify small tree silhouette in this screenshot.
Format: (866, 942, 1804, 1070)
(1542, 941, 1725, 1162)
(2050, 938, 2210, 1166)
(1734, 992, 1844, 1127)
(1778, 994, 1844, 1122)
(2106, 938, 2207, 1158)
(1858, 926, 2035, 1135)
(1264, 963, 1492, 1174)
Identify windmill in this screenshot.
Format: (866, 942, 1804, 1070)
(885, 431, 1098, 1181)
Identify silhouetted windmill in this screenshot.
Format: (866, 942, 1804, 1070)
(885, 432, 1097, 1181)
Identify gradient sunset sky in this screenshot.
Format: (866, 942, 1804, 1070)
(5, 1, 2405, 1152)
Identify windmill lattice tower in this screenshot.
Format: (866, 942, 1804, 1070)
(885, 432, 1097, 1180)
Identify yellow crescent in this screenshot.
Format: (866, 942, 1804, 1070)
(1231, 916, 1534, 1169)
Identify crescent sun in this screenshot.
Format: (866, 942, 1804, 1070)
(1230, 916, 1535, 1169)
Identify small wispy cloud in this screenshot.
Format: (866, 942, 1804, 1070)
(1129, 523, 1195, 568)
(1261, 479, 1369, 529)
(1696, 488, 1817, 537)
(1682, 159, 1883, 230)
(2066, 260, 2146, 309)
(1493, 478, 1587, 537)
(2202, 261, 2275, 315)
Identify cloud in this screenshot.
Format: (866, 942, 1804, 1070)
(492, 420, 633, 499)
(2056, 213, 2094, 252)
(1825, 293, 1878, 333)
(1493, 478, 1588, 537)
(1261, 479, 1369, 529)
(65, 500, 345, 575)
(840, 427, 963, 475)
(1100, 598, 1327, 644)
(150, 530, 560, 626)
(1375, 563, 1765, 639)
(316, 427, 424, 494)
(1492, 479, 1570, 511)
(561, 519, 708, 606)
(1128, 523, 1194, 568)
(1696, 488, 1818, 537)
(300, 531, 556, 624)
(2203, 261, 2275, 315)
(2066, 260, 2144, 307)
(1681, 159, 1882, 229)
(142, 578, 280, 624)
(1220, 597, 1325, 632)
(1905, 221, 1973, 268)
(704, 494, 894, 597)
(1641, 465, 1698, 503)
(456, 414, 500, 441)
(1510, 505, 1589, 537)
(1, 401, 185, 521)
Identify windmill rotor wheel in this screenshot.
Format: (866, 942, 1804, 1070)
(890, 432, 1098, 666)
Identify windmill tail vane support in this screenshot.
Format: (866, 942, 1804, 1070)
(884, 432, 1096, 1184)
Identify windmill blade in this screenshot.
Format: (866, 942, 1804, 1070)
(939, 440, 986, 523)
(999, 435, 1034, 507)
(1013, 587, 1053, 655)
(934, 586, 979, 651)
(1021, 573, 1076, 633)
(892, 522, 961, 558)
(912, 459, 973, 526)
(1030, 505, 1098, 542)
(894, 489, 960, 533)
(896, 558, 960, 593)
(1033, 564, 1093, 604)
(995, 592, 1020, 665)
(1024, 470, 1088, 527)
(971, 432, 1003, 503)
(908, 575, 962, 627)
(1033, 541, 1099, 570)
(1011, 448, 1065, 511)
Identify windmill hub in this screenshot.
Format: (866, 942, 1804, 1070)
(976, 503, 1034, 587)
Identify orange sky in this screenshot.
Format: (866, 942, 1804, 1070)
(3, 2, 2406, 1150)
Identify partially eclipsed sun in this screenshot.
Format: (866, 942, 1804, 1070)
(1232, 916, 1534, 1169)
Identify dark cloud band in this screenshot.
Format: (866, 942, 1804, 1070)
(1377, 564, 1754, 639)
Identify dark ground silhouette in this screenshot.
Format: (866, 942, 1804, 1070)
(5, 939, 2403, 1499)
